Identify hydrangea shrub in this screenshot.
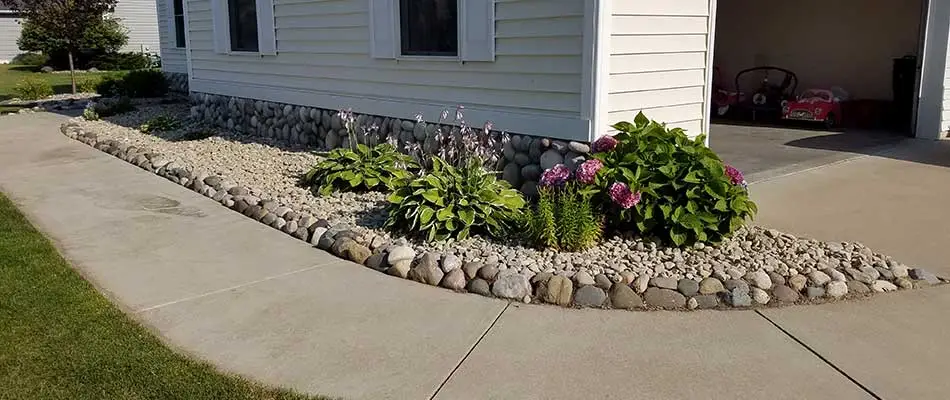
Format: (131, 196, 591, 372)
(583, 112, 756, 246)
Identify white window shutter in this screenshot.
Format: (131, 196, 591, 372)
(210, 0, 229, 54)
(369, 0, 396, 59)
(256, 0, 277, 55)
(461, 0, 495, 62)
(166, 0, 177, 47)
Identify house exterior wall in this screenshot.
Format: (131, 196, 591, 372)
(604, 0, 712, 137)
(183, 0, 589, 141)
(0, 14, 20, 64)
(157, 0, 188, 75)
(115, 0, 162, 53)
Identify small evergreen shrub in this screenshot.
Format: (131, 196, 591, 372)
(121, 69, 167, 98)
(95, 75, 126, 97)
(87, 97, 136, 118)
(181, 129, 215, 141)
(386, 157, 525, 242)
(89, 52, 153, 71)
(10, 52, 49, 67)
(522, 182, 602, 252)
(13, 77, 53, 100)
(77, 77, 102, 93)
(139, 115, 180, 133)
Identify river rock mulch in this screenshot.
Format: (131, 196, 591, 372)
(58, 102, 947, 311)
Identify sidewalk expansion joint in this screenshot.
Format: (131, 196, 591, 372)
(133, 261, 336, 314)
(754, 310, 883, 400)
(428, 301, 512, 400)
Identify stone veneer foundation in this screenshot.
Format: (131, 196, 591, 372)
(188, 92, 592, 194)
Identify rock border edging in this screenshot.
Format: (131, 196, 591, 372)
(60, 118, 948, 311)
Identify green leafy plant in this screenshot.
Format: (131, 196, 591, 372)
(82, 106, 100, 121)
(94, 70, 166, 98)
(304, 143, 417, 196)
(590, 112, 757, 246)
(522, 184, 603, 252)
(10, 52, 49, 67)
(386, 157, 526, 242)
(139, 115, 180, 133)
(12, 77, 54, 100)
(77, 76, 102, 93)
(119, 69, 167, 98)
(86, 97, 135, 118)
(95, 75, 126, 97)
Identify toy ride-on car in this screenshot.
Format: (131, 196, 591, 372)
(782, 87, 849, 129)
(734, 66, 798, 122)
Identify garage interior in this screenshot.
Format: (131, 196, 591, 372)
(709, 0, 927, 177)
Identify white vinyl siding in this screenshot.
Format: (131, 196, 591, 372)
(0, 14, 21, 64)
(158, 0, 188, 74)
(115, 0, 162, 53)
(605, 0, 711, 137)
(185, 0, 589, 140)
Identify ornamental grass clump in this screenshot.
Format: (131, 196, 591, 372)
(304, 108, 418, 195)
(589, 112, 757, 246)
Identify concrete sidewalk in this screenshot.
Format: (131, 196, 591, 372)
(1, 112, 947, 399)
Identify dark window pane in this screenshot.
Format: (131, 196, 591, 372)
(175, 16, 186, 48)
(400, 0, 458, 56)
(173, 0, 183, 15)
(228, 0, 258, 52)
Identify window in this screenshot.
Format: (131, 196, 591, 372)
(228, 0, 258, 52)
(399, 0, 458, 57)
(173, 0, 186, 48)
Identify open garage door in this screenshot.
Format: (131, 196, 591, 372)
(710, 0, 926, 136)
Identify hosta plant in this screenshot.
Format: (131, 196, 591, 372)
(589, 112, 757, 246)
(386, 157, 525, 242)
(304, 143, 417, 195)
(139, 115, 180, 133)
(522, 181, 603, 252)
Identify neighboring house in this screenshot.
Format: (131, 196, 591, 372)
(0, 0, 161, 63)
(0, 6, 20, 63)
(158, 0, 950, 160)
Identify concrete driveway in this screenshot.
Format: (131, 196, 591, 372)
(2, 112, 949, 400)
(710, 122, 905, 182)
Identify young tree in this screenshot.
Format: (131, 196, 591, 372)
(0, 0, 118, 94)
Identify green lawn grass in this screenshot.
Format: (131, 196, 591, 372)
(0, 192, 327, 400)
(0, 64, 121, 113)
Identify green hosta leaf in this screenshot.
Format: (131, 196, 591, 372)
(634, 112, 650, 127)
(419, 207, 435, 225)
(422, 189, 444, 206)
(670, 227, 689, 246)
(659, 204, 673, 219)
(436, 206, 454, 221)
(714, 199, 729, 211)
(458, 207, 475, 226)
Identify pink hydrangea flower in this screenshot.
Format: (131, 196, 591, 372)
(592, 135, 619, 153)
(724, 165, 746, 187)
(608, 182, 641, 209)
(539, 164, 571, 187)
(575, 159, 603, 184)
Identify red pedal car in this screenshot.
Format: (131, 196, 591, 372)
(782, 88, 848, 129)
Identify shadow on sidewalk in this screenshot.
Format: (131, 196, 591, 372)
(786, 134, 950, 169)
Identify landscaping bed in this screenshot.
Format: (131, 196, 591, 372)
(59, 102, 946, 311)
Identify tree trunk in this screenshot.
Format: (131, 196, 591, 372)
(68, 50, 76, 94)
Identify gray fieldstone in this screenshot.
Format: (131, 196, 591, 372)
(574, 285, 607, 308)
(541, 275, 574, 306)
(441, 269, 466, 291)
(751, 288, 771, 305)
(608, 283, 643, 309)
(698, 277, 725, 294)
(468, 278, 492, 296)
(806, 286, 826, 299)
(643, 288, 687, 309)
(677, 279, 700, 296)
(726, 288, 752, 307)
(594, 274, 612, 290)
(441, 254, 462, 273)
(772, 285, 800, 303)
(826, 281, 848, 298)
(574, 271, 595, 286)
(871, 280, 898, 293)
(492, 273, 531, 299)
(650, 276, 678, 290)
(386, 260, 411, 278)
(692, 295, 719, 309)
(846, 280, 871, 295)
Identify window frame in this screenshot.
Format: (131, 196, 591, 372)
(227, 0, 260, 53)
(172, 0, 186, 48)
(396, 0, 461, 60)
